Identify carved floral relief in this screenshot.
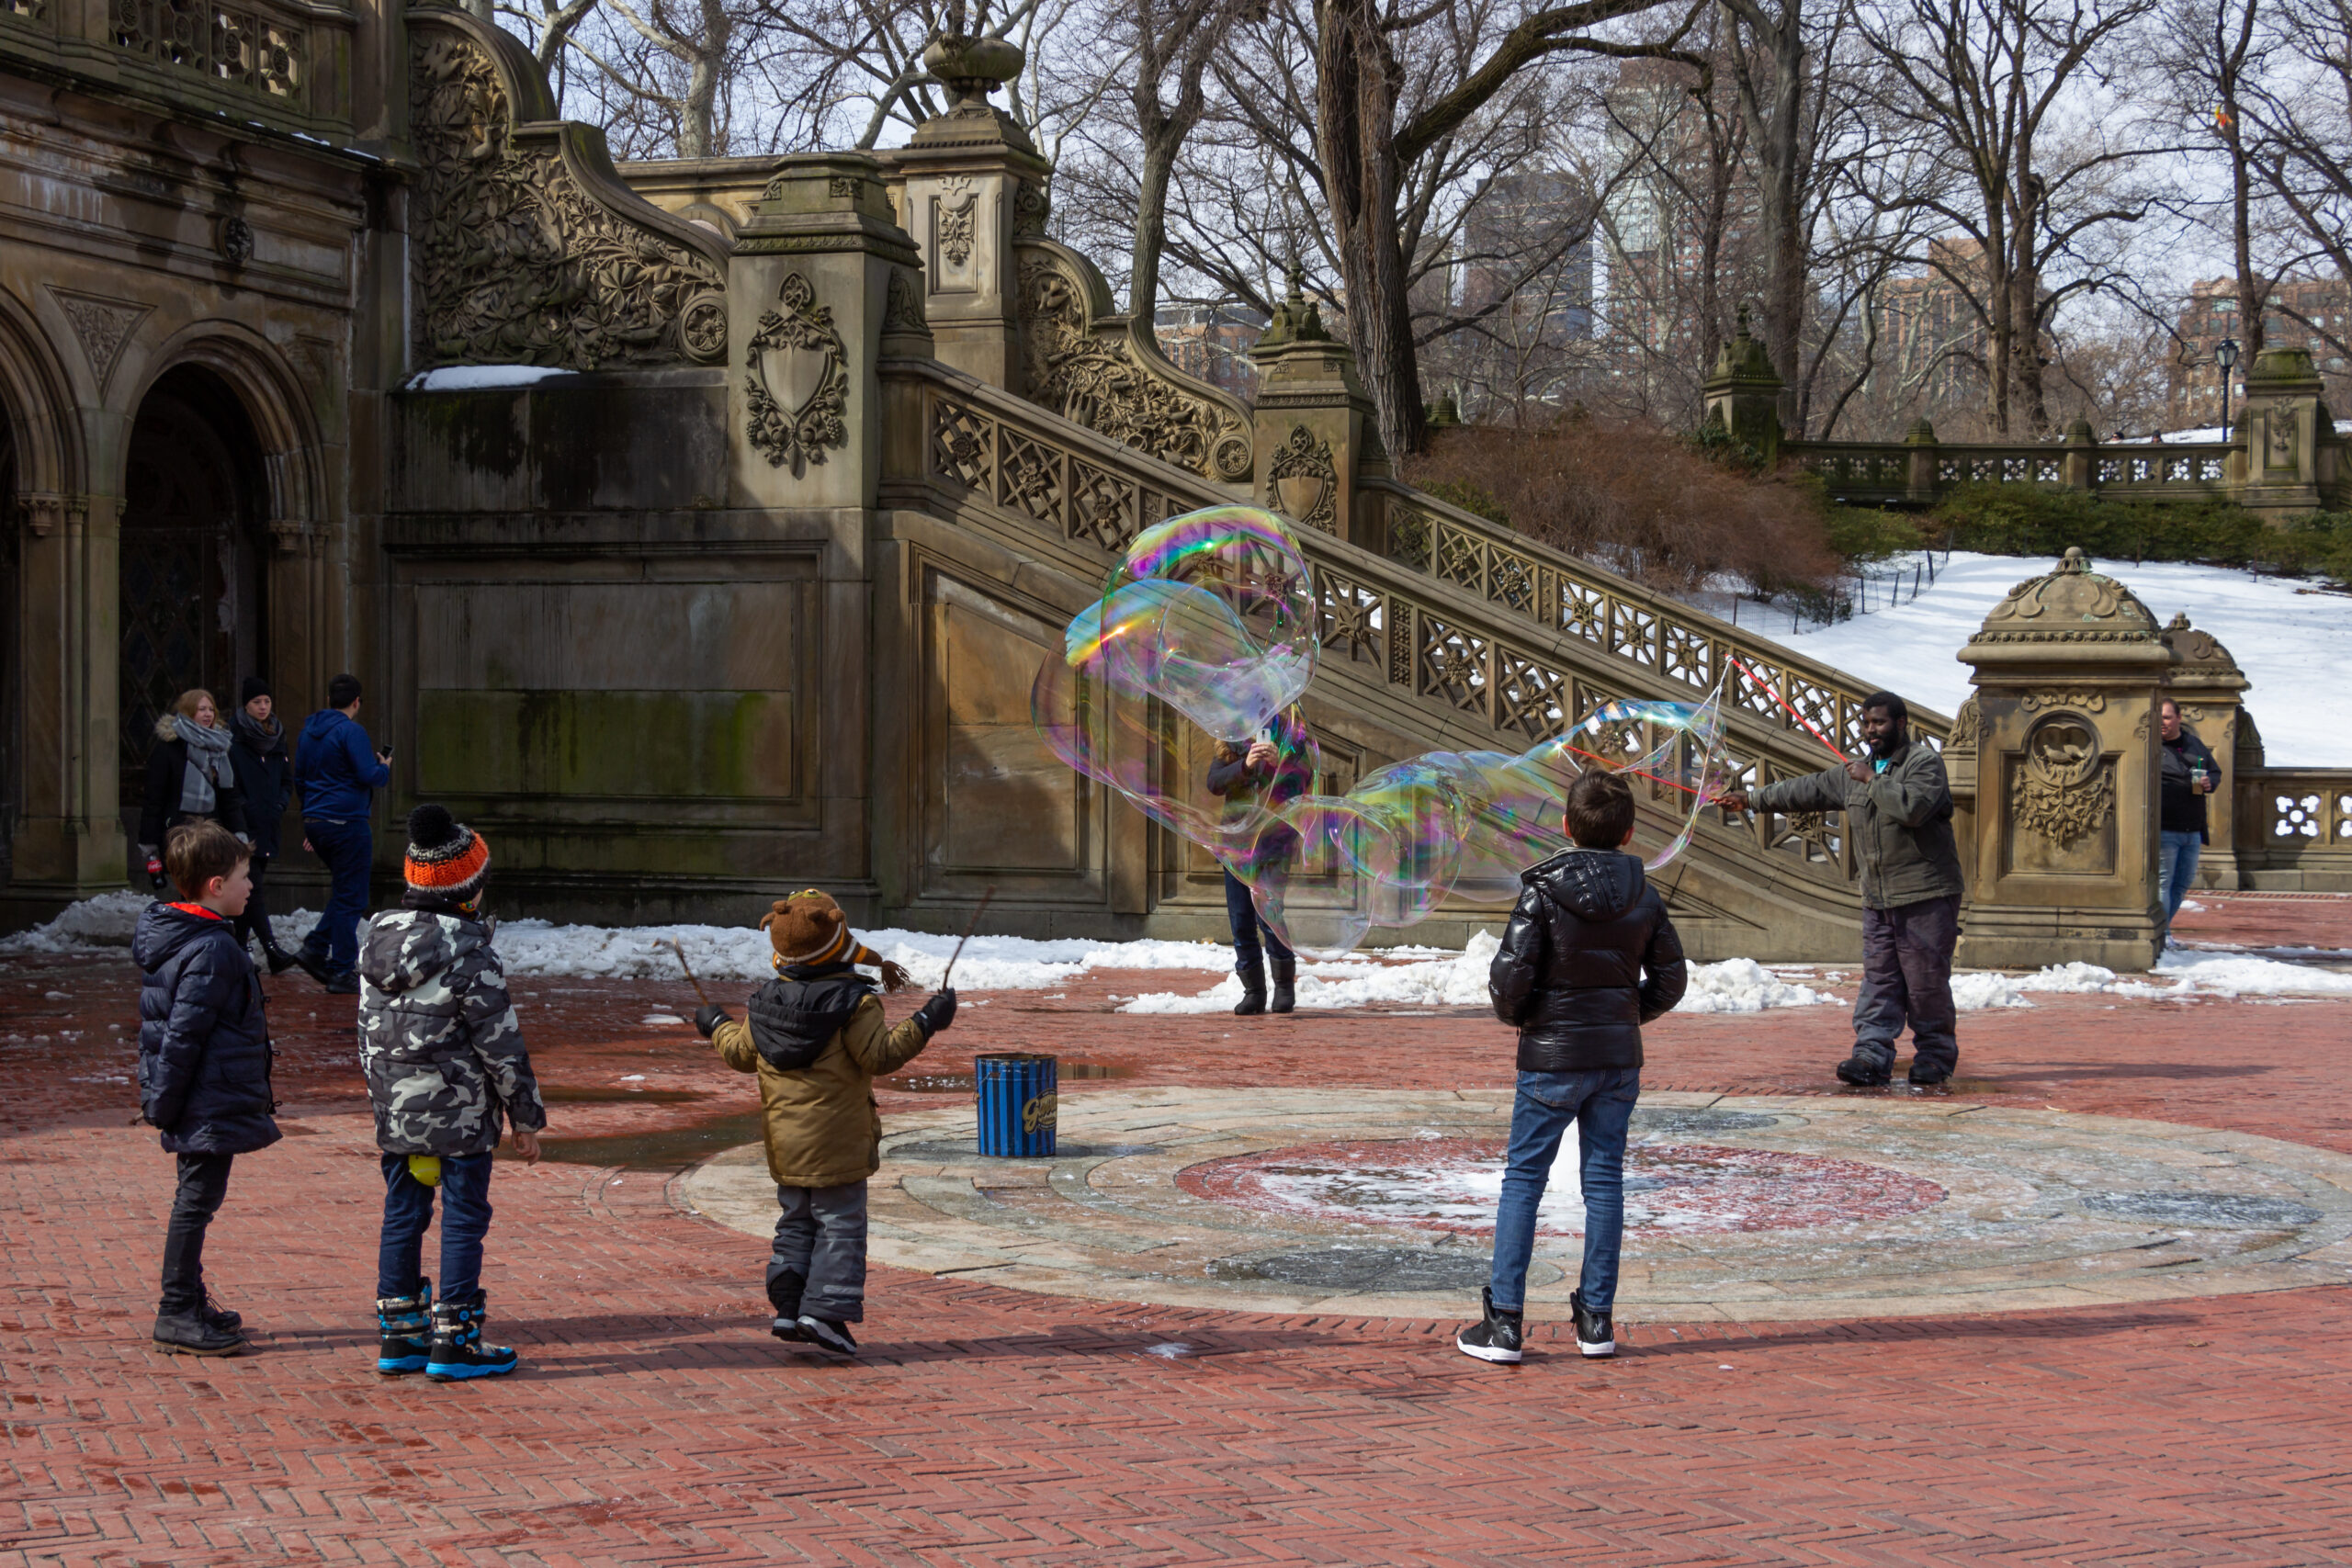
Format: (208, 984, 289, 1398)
(2014, 715, 2115, 849)
(408, 27, 724, 371)
(1267, 424, 1338, 533)
(744, 272, 849, 476)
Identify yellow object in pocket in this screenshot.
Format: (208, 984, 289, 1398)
(407, 1155, 443, 1188)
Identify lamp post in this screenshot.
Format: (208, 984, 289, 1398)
(2216, 335, 2239, 432)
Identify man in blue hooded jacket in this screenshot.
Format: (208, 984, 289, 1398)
(293, 672, 390, 992)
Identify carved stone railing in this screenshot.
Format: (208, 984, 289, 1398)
(2240, 770, 2352, 886)
(889, 357, 1938, 908)
(1785, 437, 2241, 506)
(0, 0, 356, 133)
(1011, 237, 1256, 487)
(406, 10, 730, 373)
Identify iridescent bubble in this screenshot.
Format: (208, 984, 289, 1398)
(1035, 505, 1735, 958)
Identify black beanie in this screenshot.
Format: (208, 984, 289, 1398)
(241, 675, 272, 705)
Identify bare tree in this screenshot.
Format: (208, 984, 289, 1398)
(1858, 0, 2163, 434)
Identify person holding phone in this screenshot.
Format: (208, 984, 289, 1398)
(292, 673, 392, 994)
(1205, 713, 1311, 1016)
(2157, 697, 2220, 952)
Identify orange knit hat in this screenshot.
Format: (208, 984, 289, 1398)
(404, 804, 490, 905)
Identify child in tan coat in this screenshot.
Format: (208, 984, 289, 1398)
(694, 890, 956, 1355)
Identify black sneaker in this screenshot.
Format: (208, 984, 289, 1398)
(292, 946, 334, 986)
(1454, 1287, 1522, 1365)
(1835, 1055, 1891, 1088)
(1570, 1290, 1615, 1359)
(153, 1311, 244, 1357)
(322, 968, 361, 996)
(797, 1316, 858, 1355)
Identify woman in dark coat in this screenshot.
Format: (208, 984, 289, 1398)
(227, 677, 302, 975)
(138, 690, 250, 891)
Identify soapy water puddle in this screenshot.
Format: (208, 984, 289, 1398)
(1179, 1136, 1946, 1237)
(877, 1060, 1134, 1094)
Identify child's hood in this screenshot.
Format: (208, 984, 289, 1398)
(130, 900, 232, 972)
(1526, 848, 1647, 921)
(359, 908, 487, 997)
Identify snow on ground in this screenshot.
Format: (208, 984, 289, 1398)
(1759, 551, 2352, 764)
(402, 366, 579, 392)
(8, 897, 2348, 1012)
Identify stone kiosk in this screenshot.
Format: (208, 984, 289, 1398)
(1954, 549, 2169, 971)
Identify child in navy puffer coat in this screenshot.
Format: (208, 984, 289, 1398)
(133, 819, 279, 1358)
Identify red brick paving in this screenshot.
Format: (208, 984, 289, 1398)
(2, 893, 2350, 1565)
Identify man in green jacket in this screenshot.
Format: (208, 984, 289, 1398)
(1720, 691, 1966, 1087)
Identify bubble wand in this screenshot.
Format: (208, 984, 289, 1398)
(941, 887, 995, 991)
(666, 939, 713, 1009)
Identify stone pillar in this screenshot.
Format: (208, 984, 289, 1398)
(728, 154, 925, 513)
(2062, 415, 2097, 491)
(889, 36, 1050, 392)
(1248, 270, 1384, 550)
(1700, 306, 1782, 462)
(1956, 547, 2171, 971)
(1903, 418, 1940, 504)
(2159, 612, 2252, 890)
(6, 491, 130, 908)
(2235, 346, 2334, 515)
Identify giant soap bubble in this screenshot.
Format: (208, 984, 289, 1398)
(1034, 505, 1735, 958)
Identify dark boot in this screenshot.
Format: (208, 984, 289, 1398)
(196, 1289, 242, 1336)
(424, 1292, 518, 1381)
(766, 1269, 806, 1342)
(291, 945, 334, 987)
(1233, 960, 1267, 1016)
(260, 931, 300, 976)
(1268, 957, 1296, 1014)
(153, 1310, 243, 1357)
(1836, 1051, 1892, 1088)
(322, 967, 360, 996)
(375, 1280, 433, 1375)
(797, 1315, 859, 1356)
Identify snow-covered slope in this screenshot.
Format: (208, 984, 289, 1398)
(1759, 552, 2352, 764)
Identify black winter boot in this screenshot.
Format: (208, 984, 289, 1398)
(195, 1288, 242, 1336)
(424, 1292, 518, 1381)
(153, 1310, 243, 1357)
(1835, 1051, 1892, 1088)
(376, 1280, 433, 1375)
(1233, 960, 1268, 1016)
(1268, 957, 1297, 1014)
(1454, 1287, 1522, 1365)
(260, 931, 300, 976)
(767, 1269, 806, 1342)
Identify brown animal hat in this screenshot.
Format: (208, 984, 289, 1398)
(760, 889, 912, 991)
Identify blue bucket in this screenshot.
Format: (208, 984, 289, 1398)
(975, 1053, 1057, 1157)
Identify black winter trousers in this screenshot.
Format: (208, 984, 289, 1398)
(231, 852, 281, 957)
(158, 1152, 235, 1314)
(1852, 894, 1962, 1078)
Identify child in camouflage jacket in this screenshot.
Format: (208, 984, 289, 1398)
(357, 805, 547, 1382)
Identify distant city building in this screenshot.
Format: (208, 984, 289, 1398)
(2168, 276, 2352, 427)
(1459, 172, 1594, 343)
(1877, 239, 1991, 407)
(1153, 302, 1268, 398)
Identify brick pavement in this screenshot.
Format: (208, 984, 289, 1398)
(3, 893, 2350, 1565)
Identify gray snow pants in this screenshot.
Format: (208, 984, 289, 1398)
(767, 1179, 869, 1323)
(1851, 894, 1962, 1079)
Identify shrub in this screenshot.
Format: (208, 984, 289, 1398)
(1928, 482, 2352, 581)
(1404, 419, 1841, 597)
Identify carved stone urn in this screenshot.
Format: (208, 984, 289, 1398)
(1955, 547, 2172, 971)
(922, 35, 1023, 107)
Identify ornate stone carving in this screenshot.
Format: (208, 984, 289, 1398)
(408, 26, 724, 370)
(1016, 253, 1251, 481)
(883, 268, 932, 337)
(45, 288, 149, 393)
(1972, 547, 2160, 645)
(828, 175, 858, 197)
(938, 182, 979, 266)
(1268, 424, 1338, 533)
(2020, 690, 2109, 713)
(1012, 178, 1049, 239)
(744, 272, 849, 477)
(218, 216, 254, 267)
(2015, 715, 2114, 848)
(1946, 694, 1980, 756)
(680, 293, 729, 363)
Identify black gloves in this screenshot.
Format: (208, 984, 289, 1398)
(912, 987, 957, 1036)
(694, 1004, 729, 1038)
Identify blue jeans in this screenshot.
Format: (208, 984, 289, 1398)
(378, 1152, 494, 1302)
(1489, 1067, 1641, 1315)
(303, 817, 372, 971)
(1224, 868, 1292, 967)
(2159, 830, 2203, 938)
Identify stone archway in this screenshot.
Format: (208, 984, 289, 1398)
(117, 365, 268, 831)
(0, 412, 16, 883)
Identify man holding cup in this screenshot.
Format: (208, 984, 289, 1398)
(2157, 696, 2221, 952)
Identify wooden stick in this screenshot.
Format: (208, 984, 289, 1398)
(940, 887, 995, 991)
(666, 939, 713, 1009)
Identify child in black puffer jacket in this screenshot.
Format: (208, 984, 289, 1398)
(133, 819, 280, 1358)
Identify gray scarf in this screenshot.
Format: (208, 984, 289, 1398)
(174, 715, 236, 816)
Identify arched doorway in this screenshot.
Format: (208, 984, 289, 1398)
(119, 367, 267, 833)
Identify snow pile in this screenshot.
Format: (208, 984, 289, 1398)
(403, 366, 578, 392)
(490, 919, 1238, 987)
(1765, 552, 2352, 764)
(2151, 949, 2352, 998)
(1674, 958, 1842, 1015)
(0, 889, 155, 952)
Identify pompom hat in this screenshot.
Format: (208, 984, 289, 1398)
(404, 803, 491, 905)
(761, 889, 911, 990)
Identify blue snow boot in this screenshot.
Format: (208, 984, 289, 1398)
(375, 1280, 433, 1375)
(424, 1291, 519, 1382)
